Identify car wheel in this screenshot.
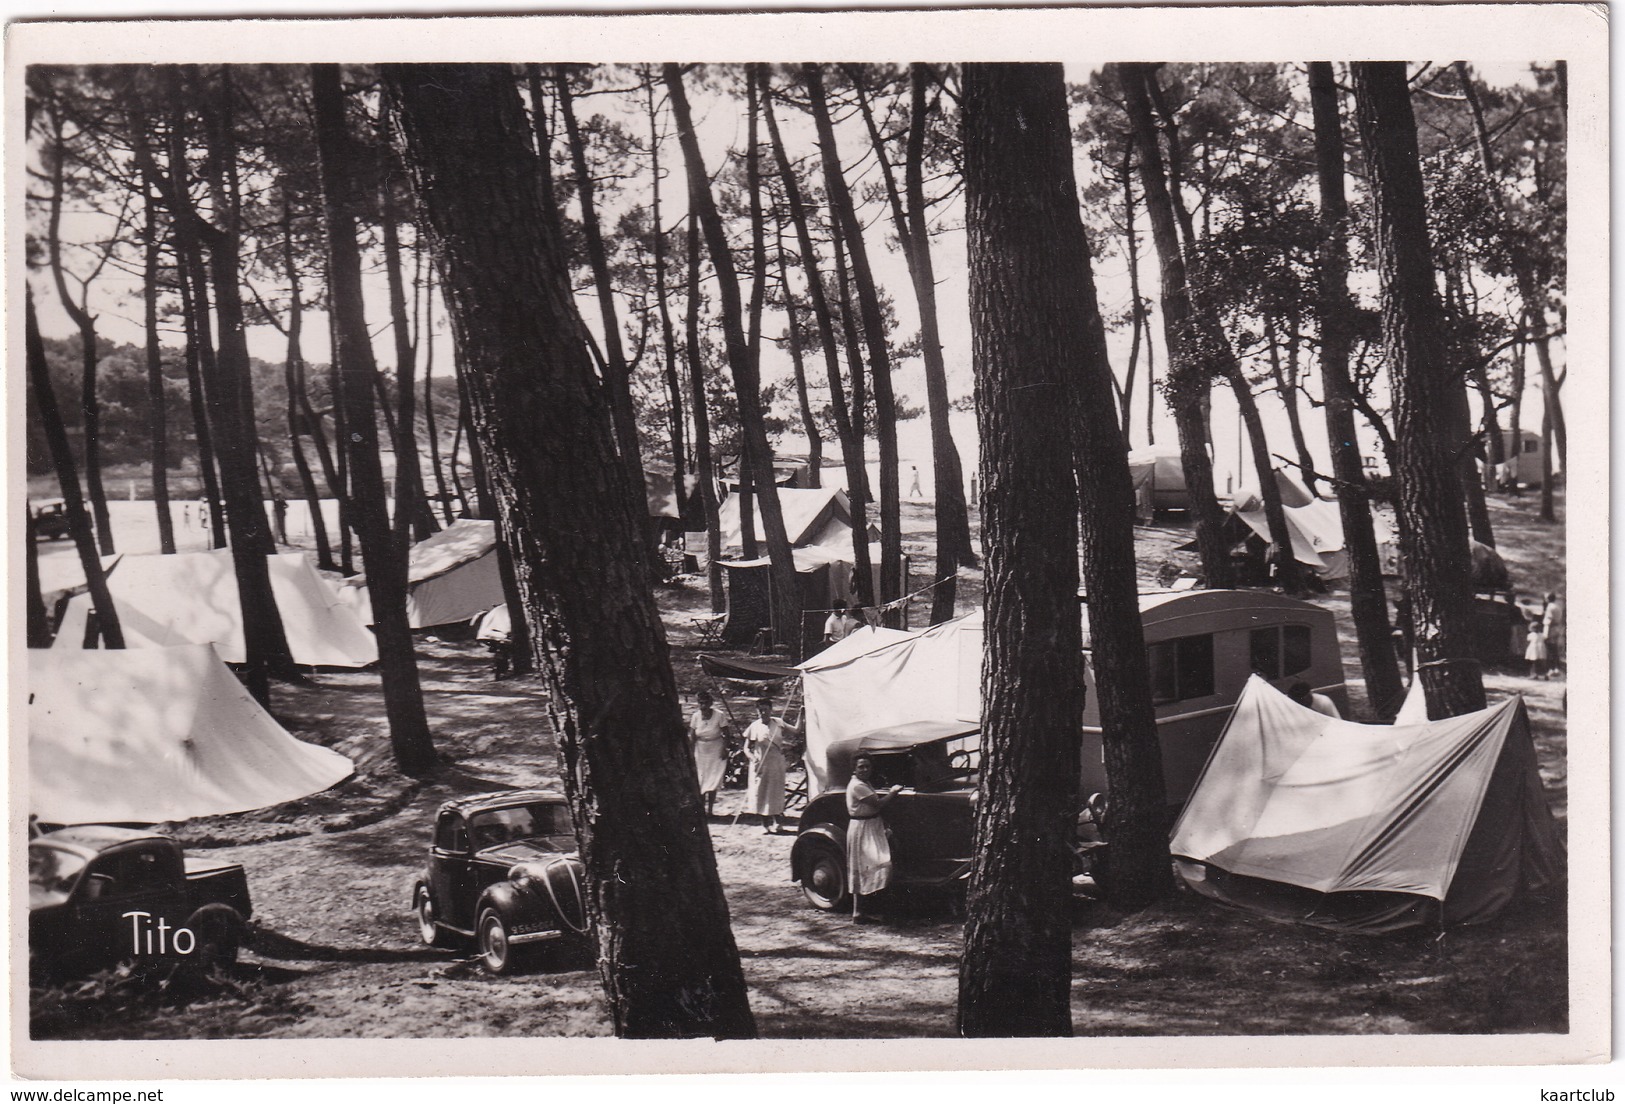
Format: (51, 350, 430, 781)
(184, 904, 242, 977)
(415, 887, 454, 948)
(478, 908, 519, 976)
(799, 838, 850, 912)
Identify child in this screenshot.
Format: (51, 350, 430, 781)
(1524, 620, 1549, 680)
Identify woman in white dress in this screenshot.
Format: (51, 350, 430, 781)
(845, 755, 903, 922)
(743, 697, 799, 834)
(687, 690, 730, 815)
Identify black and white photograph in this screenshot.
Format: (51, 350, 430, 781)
(11, 2, 1609, 1086)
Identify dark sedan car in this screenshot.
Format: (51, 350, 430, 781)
(790, 721, 983, 911)
(413, 790, 589, 974)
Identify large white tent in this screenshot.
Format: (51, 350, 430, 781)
(1171, 676, 1564, 932)
(54, 550, 378, 667)
(30, 644, 355, 824)
(715, 487, 866, 555)
(1228, 468, 1397, 581)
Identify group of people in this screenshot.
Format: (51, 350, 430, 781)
(1521, 590, 1565, 680)
(686, 691, 897, 921)
(686, 692, 800, 833)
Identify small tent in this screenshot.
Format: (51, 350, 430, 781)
(1170, 676, 1564, 932)
(715, 487, 865, 555)
(341, 518, 505, 629)
(1127, 444, 1190, 515)
(1222, 469, 1399, 582)
(54, 550, 378, 668)
(30, 644, 355, 824)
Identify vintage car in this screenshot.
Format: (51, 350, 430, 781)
(790, 721, 984, 911)
(31, 499, 70, 542)
(413, 790, 589, 975)
(29, 825, 252, 981)
(790, 722, 1109, 911)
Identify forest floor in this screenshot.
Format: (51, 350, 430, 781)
(28, 489, 1570, 1042)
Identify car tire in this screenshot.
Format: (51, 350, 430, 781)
(184, 903, 242, 977)
(477, 908, 520, 976)
(798, 837, 850, 912)
(415, 886, 455, 948)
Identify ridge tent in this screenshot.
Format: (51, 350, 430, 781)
(53, 550, 378, 668)
(30, 644, 355, 824)
(799, 590, 1345, 804)
(340, 518, 504, 629)
(1171, 676, 1564, 932)
(1127, 444, 1191, 515)
(715, 487, 869, 555)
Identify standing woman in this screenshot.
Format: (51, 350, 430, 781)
(846, 755, 903, 923)
(687, 690, 730, 816)
(744, 697, 798, 834)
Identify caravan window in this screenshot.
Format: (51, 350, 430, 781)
(1147, 634, 1215, 704)
(1250, 624, 1313, 679)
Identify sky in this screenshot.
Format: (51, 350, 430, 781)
(25, 52, 1561, 499)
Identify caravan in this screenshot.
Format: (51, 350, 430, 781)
(800, 589, 1345, 807)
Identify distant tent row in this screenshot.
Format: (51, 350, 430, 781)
(30, 644, 355, 825)
(1172, 676, 1564, 932)
(54, 550, 378, 668)
(710, 487, 899, 653)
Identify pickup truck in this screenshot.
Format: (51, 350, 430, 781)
(29, 825, 252, 981)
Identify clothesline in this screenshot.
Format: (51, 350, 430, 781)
(805, 574, 955, 618)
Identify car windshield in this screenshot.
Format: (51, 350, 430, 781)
(468, 803, 571, 848)
(29, 842, 88, 897)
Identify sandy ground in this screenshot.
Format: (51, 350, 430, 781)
(28, 495, 1569, 1040)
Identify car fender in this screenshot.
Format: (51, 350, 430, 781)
(790, 823, 846, 880)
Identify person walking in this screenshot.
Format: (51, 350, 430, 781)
(687, 690, 730, 816)
(845, 754, 903, 923)
(907, 465, 923, 500)
(743, 697, 798, 834)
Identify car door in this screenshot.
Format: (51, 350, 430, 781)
(884, 791, 976, 884)
(73, 844, 184, 968)
(429, 811, 477, 930)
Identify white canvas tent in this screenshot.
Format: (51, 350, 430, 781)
(715, 487, 867, 555)
(30, 644, 355, 824)
(1227, 468, 1399, 581)
(798, 613, 983, 791)
(54, 550, 378, 668)
(1170, 676, 1564, 932)
(340, 518, 505, 629)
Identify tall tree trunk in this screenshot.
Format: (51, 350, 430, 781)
(1307, 61, 1401, 715)
(1226, 364, 1306, 593)
(281, 195, 336, 572)
(1120, 137, 1144, 444)
(805, 65, 903, 619)
(422, 269, 455, 525)
(174, 244, 223, 548)
(27, 509, 51, 647)
(850, 65, 974, 623)
(958, 63, 1086, 1038)
(313, 64, 437, 776)
(555, 66, 649, 526)
(775, 226, 822, 489)
(667, 64, 803, 656)
(469, 429, 534, 676)
(328, 295, 356, 575)
(178, 65, 295, 701)
(46, 115, 115, 556)
(1351, 61, 1484, 719)
(386, 62, 756, 1039)
(760, 76, 874, 605)
(378, 128, 437, 544)
(141, 168, 175, 555)
(28, 288, 124, 649)
(1268, 314, 1317, 493)
(686, 213, 725, 614)
(1117, 64, 1233, 587)
(646, 72, 687, 518)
